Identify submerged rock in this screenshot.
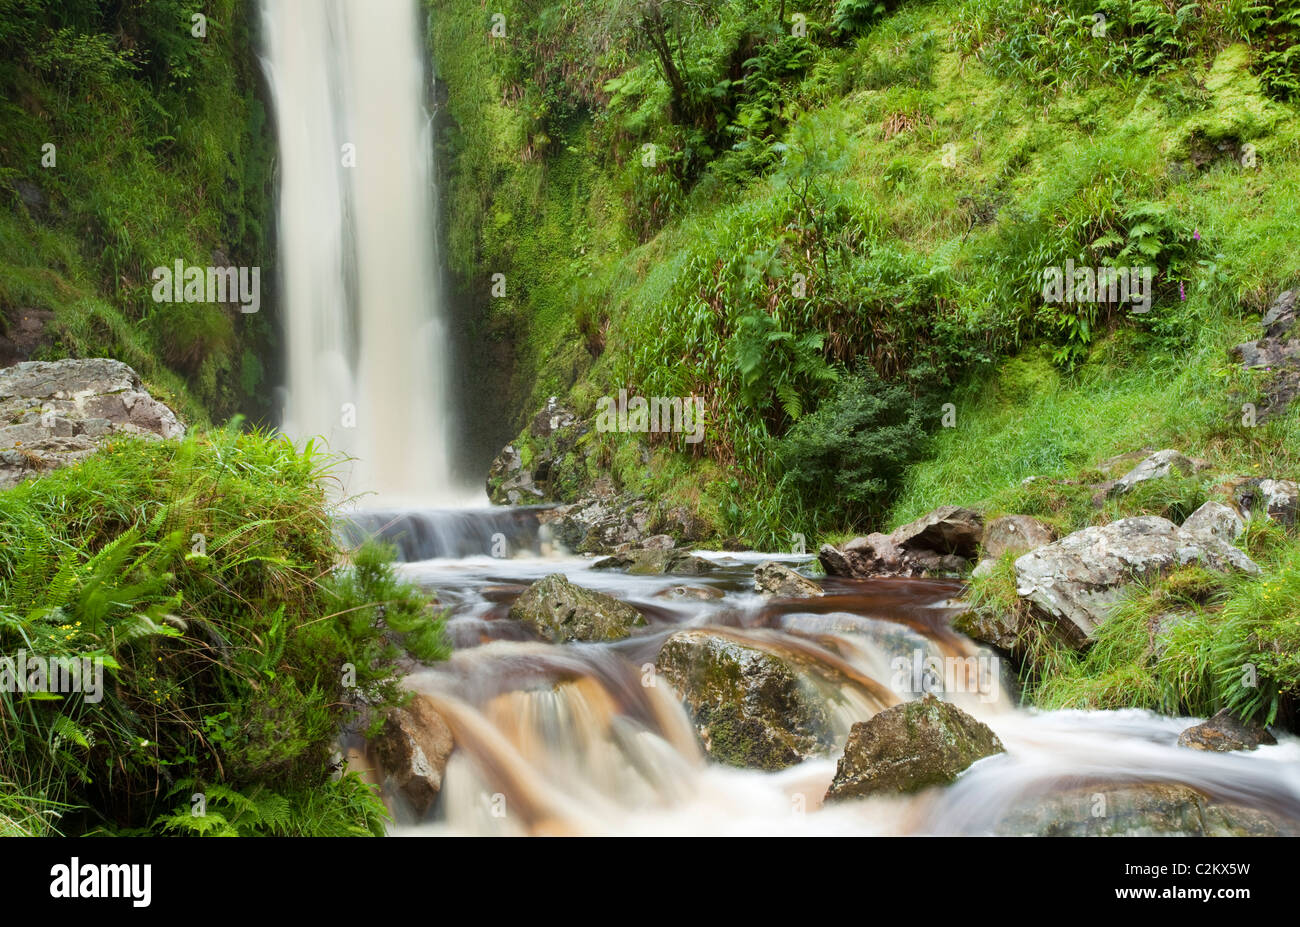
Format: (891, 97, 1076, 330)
(372, 694, 455, 817)
(655, 584, 725, 601)
(508, 573, 646, 642)
(753, 561, 823, 597)
(592, 548, 716, 575)
(0, 358, 185, 490)
(1177, 708, 1276, 752)
(655, 630, 837, 770)
(997, 782, 1297, 836)
(1013, 516, 1258, 648)
(824, 695, 1004, 801)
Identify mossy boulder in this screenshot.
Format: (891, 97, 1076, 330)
(753, 561, 823, 596)
(508, 573, 646, 642)
(824, 695, 1004, 801)
(655, 630, 837, 770)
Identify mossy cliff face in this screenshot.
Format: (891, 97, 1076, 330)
(0, 0, 276, 426)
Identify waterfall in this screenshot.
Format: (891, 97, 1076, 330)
(259, 0, 472, 506)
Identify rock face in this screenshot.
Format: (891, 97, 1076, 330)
(486, 397, 583, 504)
(997, 783, 1297, 836)
(1108, 449, 1196, 496)
(982, 515, 1056, 559)
(1231, 288, 1300, 421)
(1181, 499, 1247, 542)
(591, 548, 716, 576)
(508, 573, 646, 642)
(372, 695, 455, 817)
(819, 507, 983, 578)
(1177, 708, 1277, 752)
(0, 358, 185, 489)
(1014, 516, 1259, 647)
(825, 695, 1003, 801)
(655, 630, 836, 770)
(538, 492, 655, 554)
(753, 561, 823, 597)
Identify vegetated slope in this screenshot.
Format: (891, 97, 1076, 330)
(0, 0, 275, 424)
(429, 0, 1300, 547)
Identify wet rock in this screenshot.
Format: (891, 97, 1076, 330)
(891, 506, 984, 560)
(539, 493, 653, 554)
(655, 630, 837, 770)
(997, 783, 1297, 836)
(1177, 708, 1276, 752)
(1108, 449, 1196, 496)
(372, 694, 455, 817)
(1181, 499, 1246, 543)
(1231, 289, 1300, 421)
(1232, 476, 1298, 525)
(753, 561, 823, 597)
(952, 607, 1024, 653)
(824, 694, 1004, 801)
(508, 573, 646, 642)
(819, 508, 983, 579)
(1014, 516, 1258, 648)
(818, 533, 901, 577)
(591, 548, 716, 576)
(982, 515, 1056, 559)
(0, 359, 185, 490)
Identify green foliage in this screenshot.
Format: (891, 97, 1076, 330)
(777, 368, 930, 527)
(0, 429, 444, 834)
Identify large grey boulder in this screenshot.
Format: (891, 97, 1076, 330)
(891, 505, 984, 559)
(824, 695, 1003, 801)
(655, 630, 840, 770)
(1014, 516, 1258, 647)
(508, 573, 646, 642)
(0, 358, 184, 489)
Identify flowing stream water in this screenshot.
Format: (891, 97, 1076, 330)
(259, 4, 1300, 836)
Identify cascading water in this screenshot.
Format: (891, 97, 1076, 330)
(259, 0, 473, 506)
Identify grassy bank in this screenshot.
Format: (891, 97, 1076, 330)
(0, 428, 447, 836)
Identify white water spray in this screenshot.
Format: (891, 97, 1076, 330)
(260, 0, 471, 506)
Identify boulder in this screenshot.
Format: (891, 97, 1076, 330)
(996, 782, 1297, 836)
(753, 561, 823, 597)
(655, 630, 837, 770)
(890, 506, 984, 559)
(0, 358, 185, 490)
(1180, 500, 1246, 543)
(818, 507, 983, 579)
(982, 515, 1056, 559)
(1014, 516, 1258, 648)
(1233, 477, 1298, 525)
(371, 694, 455, 817)
(1177, 708, 1276, 752)
(508, 573, 646, 642)
(539, 493, 654, 554)
(591, 548, 716, 575)
(654, 584, 725, 601)
(824, 695, 1004, 801)
(1108, 449, 1196, 496)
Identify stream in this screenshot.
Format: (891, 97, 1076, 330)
(348, 508, 1300, 836)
